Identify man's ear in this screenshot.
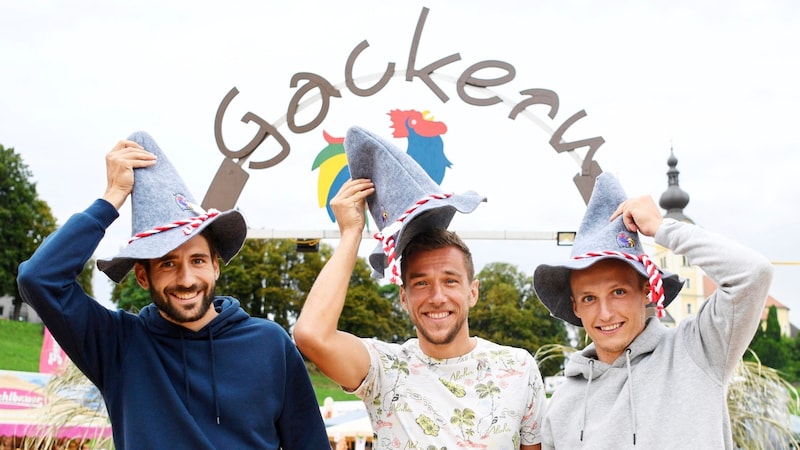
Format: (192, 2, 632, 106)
(399, 286, 408, 312)
(134, 262, 149, 289)
(643, 281, 652, 305)
(571, 296, 580, 318)
(469, 279, 479, 308)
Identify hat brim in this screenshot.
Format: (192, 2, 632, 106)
(533, 255, 684, 327)
(367, 192, 485, 279)
(97, 209, 247, 283)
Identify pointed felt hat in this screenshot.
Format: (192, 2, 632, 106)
(532, 172, 684, 327)
(344, 126, 485, 282)
(96, 131, 247, 283)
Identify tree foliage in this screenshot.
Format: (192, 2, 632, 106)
(764, 305, 782, 341)
(471, 262, 568, 376)
(111, 271, 151, 313)
(216, 239, 327, 332)
(748, 305, 792, 380)
(745, 305, 800, 382)
(0, 144, 57, 317)
(77, 259, 95, 298)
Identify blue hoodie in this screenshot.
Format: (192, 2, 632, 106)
(18, 199, 330, 449)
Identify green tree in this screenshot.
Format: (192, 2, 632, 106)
(748, 305, 789, 372)
(764, 305, 782, 341)
(470, 262, 568, 376)
(216, 239, 327, 333)
(786, 333, 800, 382)
(111, 271, 151, 313)
(78, 259, 95, 298)
(0, 144, 57, 319)
(378, 282, 415, 342)
(337, 258, 399, 341)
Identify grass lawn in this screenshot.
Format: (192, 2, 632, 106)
(308, 367, 360, 404)
(0, 319, 44, 372)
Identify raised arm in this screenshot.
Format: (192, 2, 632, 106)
(656, 216, 773, 380)
(294, 178, 375, 391)
(16, 139, 156, 387)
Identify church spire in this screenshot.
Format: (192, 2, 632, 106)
(658, 148, 693, 223)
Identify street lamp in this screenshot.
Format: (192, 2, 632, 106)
(556, 231, 576, 246)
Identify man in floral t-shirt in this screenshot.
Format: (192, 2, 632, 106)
(295, 188, 545, 448)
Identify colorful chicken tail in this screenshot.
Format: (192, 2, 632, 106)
(311, 130, 351, 222)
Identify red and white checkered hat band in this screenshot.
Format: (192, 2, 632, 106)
(128, 209, 220, 244)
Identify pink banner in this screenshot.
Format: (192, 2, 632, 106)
(39, 327, 68, 374)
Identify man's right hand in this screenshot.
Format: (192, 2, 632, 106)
(330, 178, 374, 237)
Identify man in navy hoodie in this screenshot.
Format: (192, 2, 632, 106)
(17, 132, 329, 449)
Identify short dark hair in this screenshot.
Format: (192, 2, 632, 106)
(400, 228, 474, 283)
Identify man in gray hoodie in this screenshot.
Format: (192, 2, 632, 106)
(532, 172, 772, 449)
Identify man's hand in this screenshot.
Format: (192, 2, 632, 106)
(330, 178, 375, 237)
(103, 140, 157, 210)
(610, 195, 663, 237)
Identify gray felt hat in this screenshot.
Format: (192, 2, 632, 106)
(532, 172, 683, 327)
(344, 126, 485, 282)
(96, 131, 247, 283)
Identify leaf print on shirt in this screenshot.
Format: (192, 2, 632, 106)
(450, 407, 476, 442)
(491, 349, 525, 378)
(439, 378, 467, 398)
(475, 380, 501, 435)
(416, 414, 440, 436)
(382, 356, 409, 408)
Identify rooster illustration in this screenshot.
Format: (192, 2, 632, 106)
(388, 109, 451, 184)
(312, 109, 450, 222)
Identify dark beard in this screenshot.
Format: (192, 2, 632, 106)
(150, 282, 216, 325)
(414, 315, 465, 347)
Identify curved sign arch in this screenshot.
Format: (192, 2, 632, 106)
(204, 7, 604, 214)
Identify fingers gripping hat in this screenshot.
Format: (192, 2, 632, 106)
(533, 172, 684, 327)
(344, 126, 485, 283)
(96, 131, 247, 283)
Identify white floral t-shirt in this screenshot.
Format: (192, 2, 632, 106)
(350, 337, 545, 449)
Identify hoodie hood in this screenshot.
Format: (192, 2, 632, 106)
(139, 296, 249, 337)
(137, 296, 249, 424)
(562, 318, 669, 445)
(565, 318, 667, 379)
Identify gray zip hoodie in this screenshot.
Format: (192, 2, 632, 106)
(541, 218, 773, 449)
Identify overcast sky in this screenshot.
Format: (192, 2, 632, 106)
(2, 1, 799, 324)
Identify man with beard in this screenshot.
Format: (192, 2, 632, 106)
(17, 132, 329, 449)
(294, 127, 546, 450)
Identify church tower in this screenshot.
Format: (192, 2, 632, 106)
(654, 149, 706, 325)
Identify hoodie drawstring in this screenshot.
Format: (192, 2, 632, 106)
(208, 330, 221, 424)
(626, 349, 637, 445)
(179, 331, 192, 416)
(579, 359, 594, 441)
(579, 351, 638, 445)
(179, 328, 221, 425)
